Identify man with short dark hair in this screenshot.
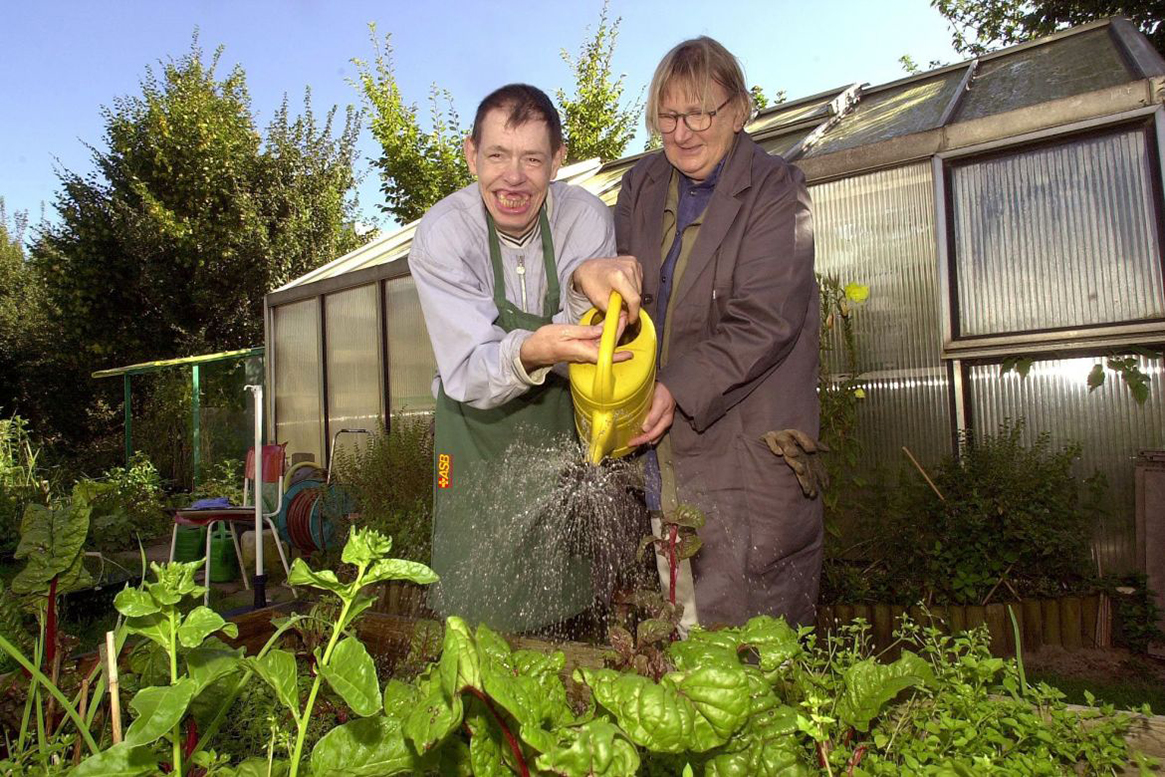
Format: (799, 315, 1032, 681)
(409, 83, 639, 632)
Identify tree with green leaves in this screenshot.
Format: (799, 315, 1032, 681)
(352, 25, 473, 226)
(34, 36, 363, 367)
(0, 202, 49, 419)
(932, 0, 1164, 55)
(556, 1, 640, 163)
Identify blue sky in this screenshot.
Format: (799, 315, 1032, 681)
(1, 1, 961, 233)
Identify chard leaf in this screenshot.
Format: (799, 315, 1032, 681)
(310, 714, 422, 776)
(124, 612, 172, 652)
(342, 528, 394, 567)
(404, 675, 464, 754)
(11, 501, 91, 594)
(114, 587, 159, 618)
(383, 678, 420, 718)
(704, 703, 805, 777)
(466, 704, 510, 777)
(318, 637, 381, 717)
(71, 742, 159, 776)
(246, 649, 299, 715)
(178, 606, 237, 648)
(124, 678, 198, 746)
(835, 650, 935, 732)
(739, 617, 802, 670)
(186, 643, 244, 695)
(287, 559, 349, 596)
(439, 617, 481, 697)
(534, 719, 640, 777)
(365, 558, 439, 586)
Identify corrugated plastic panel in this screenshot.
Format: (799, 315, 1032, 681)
(385, 275, 438, 413)
(968, 355, 1165, 573)
(811, 163, 952, 469)
(951, 127, 1164, 336)
(325, 284, 382, 459)
(273, 299, 323, 464)
(806, 70, 966, 158)
(954, 28, 1135, 123)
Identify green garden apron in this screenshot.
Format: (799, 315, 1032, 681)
(428, 207, 593, 633)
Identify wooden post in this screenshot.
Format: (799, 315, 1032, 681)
(105, 631, 122, 744)
(836, 604, 854, 627)
(985, 603, 1008, 656)
(73, 678, 90, 766)
(966, 605, 987, 641)
(852, 604, 871, 629)
(948, 605, 966, 635)
(873, 604, 892, 652)
(1081, 595, 1099, 649)
(1022, 599, 1043, 653)
(1042, 599, 1062, 648)
(1061, 597, 1082, 651)
(816, 604, 834, 637)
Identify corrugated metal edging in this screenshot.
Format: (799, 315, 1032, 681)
(967, 355, 1165, 574)
(951, 127, 1165, 336)
(811, 162, 953, 478)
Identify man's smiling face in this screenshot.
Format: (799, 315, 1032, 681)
(465, 107, 564, 236)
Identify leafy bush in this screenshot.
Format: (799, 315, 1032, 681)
(80, 453, 169, 552)
(0, 414, 51, 557)
(330, 415, 433, 562)
(873, 419, 1097, 605)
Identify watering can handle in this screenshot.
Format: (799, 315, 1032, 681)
(593, 291, 622, 403)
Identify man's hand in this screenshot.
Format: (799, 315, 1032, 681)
(572, 256, 644, 323)
(628, 381, 676, 448)
(520, 322, 633, 372)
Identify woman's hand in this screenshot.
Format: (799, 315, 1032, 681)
(628, 381, 676, 447)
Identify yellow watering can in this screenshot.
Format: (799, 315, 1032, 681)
(569, 291, 657, 465)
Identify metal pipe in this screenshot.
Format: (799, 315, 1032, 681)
(246, 384, 267, 608)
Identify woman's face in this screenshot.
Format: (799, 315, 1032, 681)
(658, 79, 745, 182)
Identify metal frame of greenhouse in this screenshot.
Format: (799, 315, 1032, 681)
(264, 17, 1165, 575)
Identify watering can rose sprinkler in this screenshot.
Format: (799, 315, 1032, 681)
(569, 291, 657, 465)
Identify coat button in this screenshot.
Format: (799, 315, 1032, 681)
(643, 294, 654, 305)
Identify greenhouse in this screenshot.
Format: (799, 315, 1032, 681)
(265, 16, 1165, 579)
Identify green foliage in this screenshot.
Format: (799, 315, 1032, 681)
(353, 25, 473, 225)
(0, 202, 50, 421)
(816, 276, 870, 537)
(556, 1, 641, 163)
(1104, 574, 1165, 654)
(76, 452, 168, 553)
(11, 501, 93, 599)
(878, 419, 1097, 604)
(932, 0, 1165, 55)
(0, 413, 52, 557)
(330, 415, 434, 562)
(1001, 347, 1160, 405)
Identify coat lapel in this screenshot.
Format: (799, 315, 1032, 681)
(672, 134, 753, 308)
(636, 154, 671, 319)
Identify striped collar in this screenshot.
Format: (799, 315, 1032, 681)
(493, 187, 554, 249)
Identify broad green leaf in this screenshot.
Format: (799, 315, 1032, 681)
(578, 665, 750, 753)
(535, 719, 641, 777)
(342, 527, 394, 567)
(340, 592, 377, 633)
(287, 558, 349, 596)
(311, 714, 423, 776)
(186, 644, 244, 694)
(404, 679, 464, 753)
(114, 587, 159, 618)
(147, 560, 204, 605)
(466, 705, 511, 777)
(637, 618, 675, 647)
(439, 617, 481, 697)
(481, 650, 547, 732)
(364, 557, 439, 586)
(740, 616, 802, 670)
(72, 742, 159, 776)
(835, 651, 935, 732)
(383, 678, 420, 718)
(246, 649, 299, 714)
(51, 552, 96, 596)
(11, 501, 90, 594)
(124, 678, 198, 746)
(512, 649, 575, 728)
(1087, 363, 1106, 391)
(704, 700, 805, 777)
(221, 758, 291, 777)
(124, 611, 172, 652)
(178, 606, 238, 648)
(318, 637, 381, 717)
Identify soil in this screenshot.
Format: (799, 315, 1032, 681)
(1023, 645, 1165, 712)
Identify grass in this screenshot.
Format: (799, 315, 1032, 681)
(1027, 668, 1165, 713)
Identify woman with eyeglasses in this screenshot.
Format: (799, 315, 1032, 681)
(616, 36, 822, 631)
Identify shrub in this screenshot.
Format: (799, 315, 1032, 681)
(81, 452, 169, 552)
(875, 419, 1097, 605)
(0, 414, 51, 557)
(330, 414, 433, 562)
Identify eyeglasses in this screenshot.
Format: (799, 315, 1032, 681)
(656, 98, 732, 133)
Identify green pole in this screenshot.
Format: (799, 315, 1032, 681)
(123, 374, 133, 464)
(192, 364, 201, 487)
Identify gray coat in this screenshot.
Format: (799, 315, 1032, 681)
(615, 133, 823, 627)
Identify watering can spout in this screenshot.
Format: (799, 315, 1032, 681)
(568, 291, 657, 466)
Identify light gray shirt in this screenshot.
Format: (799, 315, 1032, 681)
(409, 181, 616, 410)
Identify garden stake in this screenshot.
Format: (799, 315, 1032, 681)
(72, 677, 89, 766)
(980, 561, 1017, 606)
(902, 446, 944, 502)
(104, 630, 122, 744)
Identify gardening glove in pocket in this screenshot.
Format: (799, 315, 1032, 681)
(761, 429, 829, 498)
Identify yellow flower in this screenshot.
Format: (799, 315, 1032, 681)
(844, 283, 870, 303)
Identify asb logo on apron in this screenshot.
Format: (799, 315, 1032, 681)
(437, 453, 452, 489)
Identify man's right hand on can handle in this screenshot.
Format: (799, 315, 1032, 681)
(572, 256, 644, 323)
